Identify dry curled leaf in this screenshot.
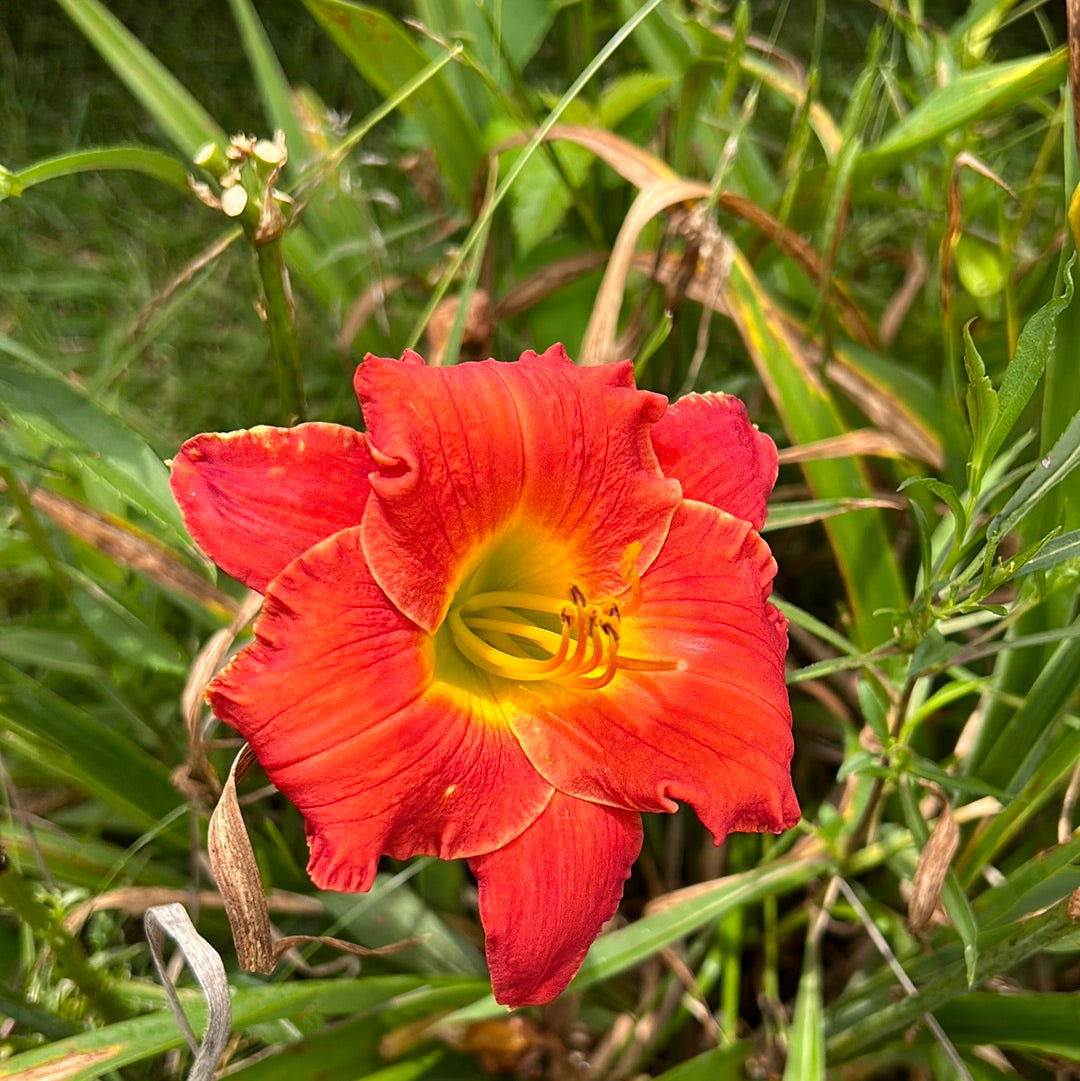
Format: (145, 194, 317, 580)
(908, 805, 961, 932)
(208, 746, 421, 975)
(144, 903, 231, 1081)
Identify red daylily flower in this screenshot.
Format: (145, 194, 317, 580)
(171, 344, 799, 1007)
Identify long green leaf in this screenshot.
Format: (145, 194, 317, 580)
(0, 662, 180, 832)
(0, 343, 190, 547)
(301, 1, 483, 207)
(928, 992, 1080, 1060)
(982, 258, 1075, 471)
(0, 977, 483, 1081)
(827, 901, 1076, 1062)
(857, 49, 1066, 181)
(53, 0, 226, 157)
(724, 253, 907, 646)
(783, 945, 825, 1081)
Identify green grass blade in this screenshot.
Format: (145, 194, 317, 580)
(988, 408, 1080, 544)
(53, 0, 226, 157)
(0, 344, 190, 547)
(226, 0, 312, 172)
(438, 851, 843, 1027)
(827, 901, 1075, 1063)
(0, 662, 181, 833)
(857, 49, 1066, 182)
(982, 259, 1075, 473)
(928, 992, 1080, 1061)
(0, 977, 483, 1081)
(301, 0, 483, 207)
(783, 944, 825, 1081)
(724, 252, 908, 646)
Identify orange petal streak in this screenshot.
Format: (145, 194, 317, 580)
(208, 527, 554, 892)
(651, 392, 778, 531)
(469, 792, 642, 1007)
(170, 423, 373, 592)
(509, 502, 799, 843)
(355, 345, 680, 632)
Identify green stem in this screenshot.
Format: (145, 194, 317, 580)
(255, 236, 306, 423)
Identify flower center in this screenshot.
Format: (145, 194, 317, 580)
(443, 542, 676, 691)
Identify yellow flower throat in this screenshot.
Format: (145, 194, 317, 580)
(446, 543, 677, 691)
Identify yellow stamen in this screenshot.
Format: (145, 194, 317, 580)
(446, 548, 677, 689)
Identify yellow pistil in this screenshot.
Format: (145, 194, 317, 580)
(447, 544, 678, 690)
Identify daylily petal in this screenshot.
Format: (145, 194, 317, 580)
(171, 423, 373, 592)
(208, 526, 553, 892)
(651, 392, 777, 531)
(469, 792, 642, 1007)
(355, 344, 680, 632)
(510, 501, 798, 842)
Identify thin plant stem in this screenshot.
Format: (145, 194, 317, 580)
(255, 235, 306, 424)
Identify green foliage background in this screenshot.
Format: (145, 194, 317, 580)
(3, 1, 1080, 1078)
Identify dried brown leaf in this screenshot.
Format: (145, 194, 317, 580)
(64, 885, 322, 935)
(776, 429, 921, 465)
(495, 252, 609, 320)
(425, 290, 493, 365)
(908, 805, 961, 933)
(0, 480, 237, 616)
(6, 1047, 124, 1081)
(823, 359, 944, 468)
(581, 180, 710, 366)
(144, 902, 231, 1081)
(208, 746, 275, 974)
(208, 747, 421, 977)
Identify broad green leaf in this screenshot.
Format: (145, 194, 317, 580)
(598, 71, 675, 128)
(472, 0, 555, 74)
(302, 1, 483, 207)
(955, 232, 1006, 301)
(53, 0, 226, 157)
(857, 49, 1067, 180)
(856, 676, 890, 745)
